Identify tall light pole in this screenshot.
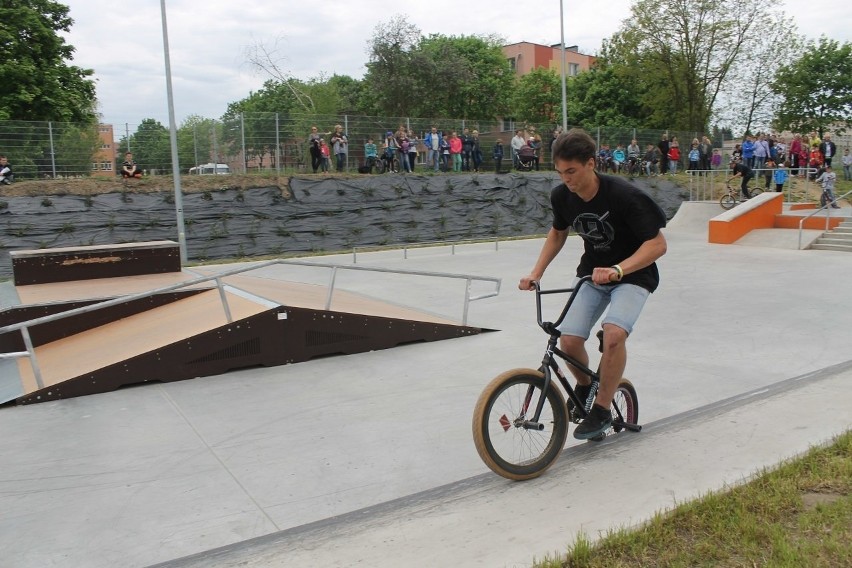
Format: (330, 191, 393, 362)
(160, 0, 187, 263)
(559, 0, 568, 131)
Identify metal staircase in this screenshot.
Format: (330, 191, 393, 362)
(811, 219, 852, 252)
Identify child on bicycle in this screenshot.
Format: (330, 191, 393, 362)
(816, 165, 840, 208)
(519, 129, 667, 440)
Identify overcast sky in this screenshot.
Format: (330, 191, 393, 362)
(60, 1, 850, 130)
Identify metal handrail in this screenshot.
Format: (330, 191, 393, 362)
(0, 258, 502, 390)
(797, 188, 852, 250)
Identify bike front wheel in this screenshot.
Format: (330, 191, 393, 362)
(720, 193, 736, 209)
(611, 378, 639, 432)
(472, 368, 568, 481)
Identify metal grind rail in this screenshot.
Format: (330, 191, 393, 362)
(798, 188, 852, 250)
(0, 259, 502, 392)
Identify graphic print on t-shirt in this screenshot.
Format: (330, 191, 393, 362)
(573, 211, 614, 251)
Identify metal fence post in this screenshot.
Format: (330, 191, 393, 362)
(344, 114, 349, 171)
(240, 113, 247, 173)
(48, 121, 57, 178)
(275, 112, 281, 174)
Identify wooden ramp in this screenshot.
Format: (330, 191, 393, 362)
(2, 249, 486, 405)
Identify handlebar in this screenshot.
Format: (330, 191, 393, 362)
(532, 275, 593, 335)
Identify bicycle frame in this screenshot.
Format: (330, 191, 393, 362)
(522, 277, 640, 433)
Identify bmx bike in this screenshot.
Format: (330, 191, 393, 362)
(471, 276, 641, 481)
(720, 179, 763, 209)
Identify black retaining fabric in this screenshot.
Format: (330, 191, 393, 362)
(0, 173, 687, 278)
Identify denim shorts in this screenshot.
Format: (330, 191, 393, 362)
(556, 280, 650, 339)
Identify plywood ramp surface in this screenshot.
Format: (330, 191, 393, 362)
(16, 290, 267, 394)
(220, 274, 458, 325)
(15, 272, 209, 305)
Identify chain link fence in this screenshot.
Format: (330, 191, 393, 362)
(1, 114, 736, 180)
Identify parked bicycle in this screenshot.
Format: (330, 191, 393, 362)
(720, 179, 763, 209)
(471, 276, 641, 481)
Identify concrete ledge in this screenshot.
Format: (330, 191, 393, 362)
(709, 192, 782, 244)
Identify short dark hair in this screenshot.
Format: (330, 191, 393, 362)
(552, 128, 597, 163)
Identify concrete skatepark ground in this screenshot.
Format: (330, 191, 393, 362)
(1, 201, 851, 567)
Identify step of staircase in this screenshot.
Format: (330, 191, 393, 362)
(811, 243, 852, 252)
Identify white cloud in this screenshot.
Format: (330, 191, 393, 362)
(59, 1, 851, 128)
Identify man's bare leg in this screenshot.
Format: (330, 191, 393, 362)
(559, 335, 591, 385)
(594, 323, 628, 407)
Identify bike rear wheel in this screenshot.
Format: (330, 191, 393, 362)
(374, 159, 386, 174)
(748, 186, 764, 197)
(472, 368, 568, 481)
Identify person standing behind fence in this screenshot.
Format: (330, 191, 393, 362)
(407, 130, 419, 172)
(511, 130, 526, 170)
(699, 136, 712, 170)
(471, 130, 482, 172)
(320, 139, 330, 172)
(842, 148, 852, 181)
(774, 161, 789, 192)
(819, 134, 837, 167)
(449, 131, 462, 172)
(741, 135, 755, 169)
(461, 127, 474, 171)
(753, 133, 770, 171)
(308, 126, 322, 173)
(657, 133, 669, 175)
(0, 155, 13, 184)
(424, 127, 442, 172)
(330, 125, 348, 172)
(493, 139, 504, 173)
(667, 137, 680, 174)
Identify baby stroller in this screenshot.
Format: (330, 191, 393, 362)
(516, 145, 536, 171)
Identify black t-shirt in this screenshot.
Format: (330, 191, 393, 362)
(551, 173, 667, 292)
(731, 162, 752, 177)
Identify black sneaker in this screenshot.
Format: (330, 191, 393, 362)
(568, 383, 592, 415)
(573, 404, 612, 440)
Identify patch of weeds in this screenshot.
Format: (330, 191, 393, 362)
(323, 209, 336, 217)
(120, 191, 133, 203)
(234, 190, 245, 203)
(412, 200, 424, 210)
(380, 221, 393, 233)
(237, 244, 246, 258)
(8, 224, 30, 237)
(471, 176, 480, 186)
(381, 203, 393, 212)
(437, 197, 447, 208)
(360, 187, 375, 198)
(438, 214, 447, 228)
(275, 226, 291, 238)
(313, 227, 329, 237)
(406, 219, 418, 229)
(336, 189, 346, 196)
(41, 197, 53, 207)
(517, 194, 527, 206)
(394, 185, 405, 197)
(163, 194, 174, 205)
(58, 222, 75, 234)
(208, 224, 228, 240)
(460, 196, 473, 205)
(104, 216, 117, 230)
(445, 179, 455, 193)
(184, 217, 195, 228)
(83, 196, 94, 208)
(201, 190, 213, 201)
(349, 227, 363, 236)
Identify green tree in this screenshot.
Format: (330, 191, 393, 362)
(53, 123, 101, 176)
(771, 37, 852, 137)
(605, 0, 772, 132)
(717, 14, 803, 135)
(417, 34, 512, 120)
(0, 0, 97, 122)
(362, 15, 425, 116)
(510, 67, 561, 125)
(565, 64, 647, 128)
